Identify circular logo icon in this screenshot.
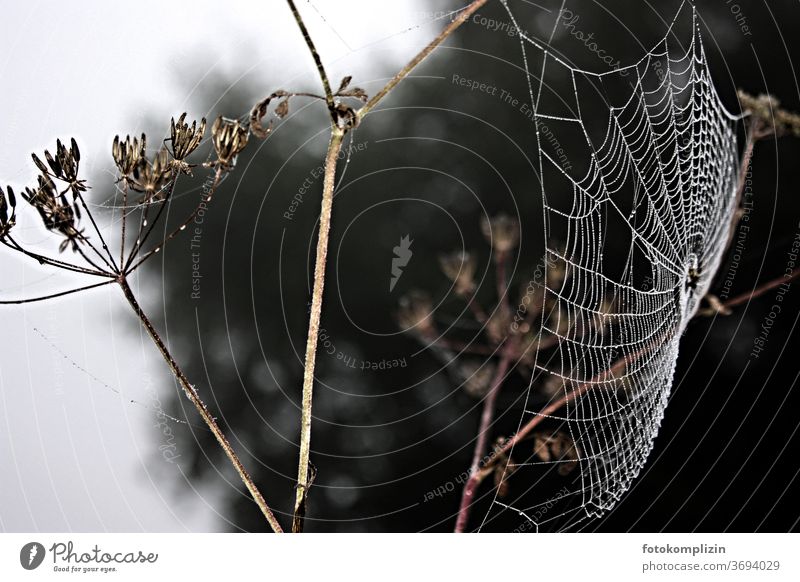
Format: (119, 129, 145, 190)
(20, 542, 46, 570)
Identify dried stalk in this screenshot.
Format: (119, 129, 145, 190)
(287, 0, 491, 531)
(119, 277, 284, 533)
(293, 127, 344, 532)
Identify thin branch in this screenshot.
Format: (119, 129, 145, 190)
(357, 0, 490, 122)
(454, 337, 516, 532)
(2, 237, 111, 278)
(719, 266, 800, 310)
(286, 0, 336, 112)
(0, 279, 114, 304)
(118, 277, 283, 533)
(293, 127, 345, 533)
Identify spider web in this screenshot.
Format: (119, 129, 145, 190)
(483, 1, 741, 531)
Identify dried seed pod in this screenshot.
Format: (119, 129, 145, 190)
(113, 133, 146, 178)
(35, 139, 86, 197)
(439, 250, 476, 296)
(396, 291, 435, 337)
(0, 186, 17, 239)
(212, 116, 249, 166)
(22, 175, 84, 252)
(170, 113, 206, 161)
(481, 213, 520, 257)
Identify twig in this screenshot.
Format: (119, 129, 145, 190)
(454, 337, 516, 532)
(455, 244, 515, 532)
(118, 277, 284, 533)
(717, 266, 800, 310)
(357, 0, 490, 122)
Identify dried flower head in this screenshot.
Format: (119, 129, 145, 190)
(131, 147, 172, 200)
(33, 138, 86, 197)
(460, 360, 496, 398)
(113, 133, 146, 179)
(396, 291, 435, 337)
(170, 113, 206, 161)
(22, 174, 84, 252)
(0, 186, 17, 239)
(212, 116, 249, 167)
(486, 303, 512, 345)
(439, 250, 476, 296)
(531, 431, 579, 476)
(481, 213, 520, 257)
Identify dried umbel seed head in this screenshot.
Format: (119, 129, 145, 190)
(396, 291, 435, 337)
(22, 174, 84, 252)
(33, 138, 86, 197)
(0, 186, 17, 239)
(113, 133, 146, 179)
(481, 213, 520, 257)
(212, 116, 249, 167)
(439, 251, 476, 296)
(170, 113, 206, 161)
(129, 146, 172, 202)
(131, 147, 172, 200)
(460, 361, 496, 398)
(531, 431, 580, 476)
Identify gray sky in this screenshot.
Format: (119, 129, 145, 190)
(0, 0, 444, 532)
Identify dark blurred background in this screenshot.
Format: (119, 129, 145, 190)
(140, 0, 800, 532)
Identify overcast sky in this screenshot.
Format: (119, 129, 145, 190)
(0, 0, 445, 532)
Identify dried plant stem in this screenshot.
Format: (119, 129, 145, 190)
(286, 0, 335, 110)
(456, 343, 644, 529)
(293, 128, 345, 532)
(118, 277, 283, 533)
(454, 338, 516, 533)
(357, 0, 489, 122)
(287, 0, 489, 532)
